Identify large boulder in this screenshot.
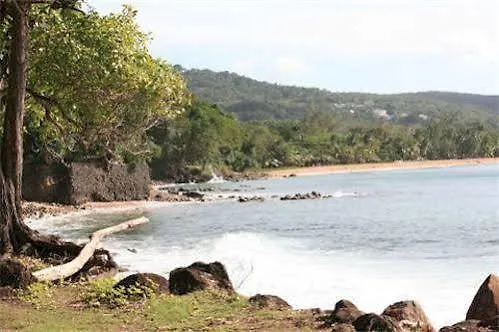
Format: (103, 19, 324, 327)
(439, 320, 495, 332)
(0, 258, 34, 288)
(382, 300, 435, 332)
(320, 299, 365, 326)
(353, 313, 401, 332)
(169, 261, 233, 295)
(466, 274, 499, 321)
(114, 273, 169, 296)
(249, 294, 291, 310)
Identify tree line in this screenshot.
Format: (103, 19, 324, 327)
(149, 100, 498, 181)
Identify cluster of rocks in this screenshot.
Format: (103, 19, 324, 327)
(22, 201, 81, 220)
(115, 268, 499, 332)
(113, 261, 289, 312)
(317, 274, 499, 332)
(1, 255, 497, 332)
(318, 299, 434, 332)
(150, 188, 206, 202)
(280, 191, 330, 201)
(237, 191, 337, 203)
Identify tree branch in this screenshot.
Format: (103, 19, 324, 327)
(33, 217, 149, 282)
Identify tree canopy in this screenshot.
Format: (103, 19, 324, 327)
(6, 4, 190, 164)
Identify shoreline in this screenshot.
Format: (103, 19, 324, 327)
(264, 157, 499, 178)
(22, 200, 164, 222)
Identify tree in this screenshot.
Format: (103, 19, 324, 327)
(0, 1, 187, 263)
(25, 5, 188, 163)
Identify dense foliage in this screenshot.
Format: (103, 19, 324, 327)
(149, 100, 498, 180)
(181, 68, 499, 125)
(1, 5, 189, 164)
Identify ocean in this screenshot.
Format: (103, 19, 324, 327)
(30, 164, 499, 328)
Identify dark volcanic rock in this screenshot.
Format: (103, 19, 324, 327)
(330, 323, 356, 332)
(280, 191, 323, 201)
(466, 274, 499, 321)
(353, 313, 400, 332)
(169, 261, 233, 295)
(439, 320, 495, 332)
(0, 258, 34, 288)
(320, 299, 365, 326)
(114, 273, 169, 296)
(382, 300, 435, 332)
(249, 294, 291, 310)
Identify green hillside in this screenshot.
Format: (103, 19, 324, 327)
(181, 68, 498, 125)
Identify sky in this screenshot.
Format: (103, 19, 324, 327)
(85, 0, 498, 95)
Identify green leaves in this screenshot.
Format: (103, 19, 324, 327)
(25, 5, 189, 162)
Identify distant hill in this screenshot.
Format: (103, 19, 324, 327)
(180, 67, 498, 125)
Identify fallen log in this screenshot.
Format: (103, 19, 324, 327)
(33, 217, 149, 282)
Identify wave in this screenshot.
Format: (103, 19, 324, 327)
(104, 231, 478, 328)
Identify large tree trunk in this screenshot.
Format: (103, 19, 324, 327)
(0, 0, 29, 255)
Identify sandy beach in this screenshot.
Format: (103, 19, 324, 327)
(265, 157, 499, 178)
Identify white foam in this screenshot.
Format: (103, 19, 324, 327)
(104, 231, 485, 329)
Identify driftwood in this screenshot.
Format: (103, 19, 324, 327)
(33, 217, 149, 282)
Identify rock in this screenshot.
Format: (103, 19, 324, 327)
(79, 249, 118, 279)
(249, 294, 291, 310)
(151, 190, 192, 202)
(180, 190, 204, 200)
(331, 323, 356, 332)
(169, 261, 233, 295)
(439, 320, 494, 332)
(280, 191, 324, 201)
(466, 274, 499, 321)
(0, 258, 34, 288)
(238, 196, 264, 203)
(382, 300, 434, 332)
(114, 273, 169, 296)
(353, 313, 400, 332)
(320, 299, 365, 326)
(479, 315, 499, 330)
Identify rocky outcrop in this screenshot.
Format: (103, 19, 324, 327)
(280, 191, 329, 201)
(114, 273, 169, 296)
(466, 274, 499, 321)
(23, 161, 151, 205)
(382, 300, 435, 332)
(249, 294, 291, 310)
(320, 299, 365, 326)
(169, 261, 234, 295)
(353, 313, 400, 332)
(0, 258, 34, 288)
(439, 319, 496, 332)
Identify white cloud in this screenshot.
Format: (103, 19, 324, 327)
(86, 0, 499, 93)
(274, 57, 309, 76)
(87, 0, 498, 62)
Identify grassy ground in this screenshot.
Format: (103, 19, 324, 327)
(0, 280, 325, 331)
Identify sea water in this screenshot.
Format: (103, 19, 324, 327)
(30, 164, 499, 328)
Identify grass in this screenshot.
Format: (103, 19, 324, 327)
(0, 280, 324, 331)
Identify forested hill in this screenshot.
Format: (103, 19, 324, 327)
(180, 67, 499, 125)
